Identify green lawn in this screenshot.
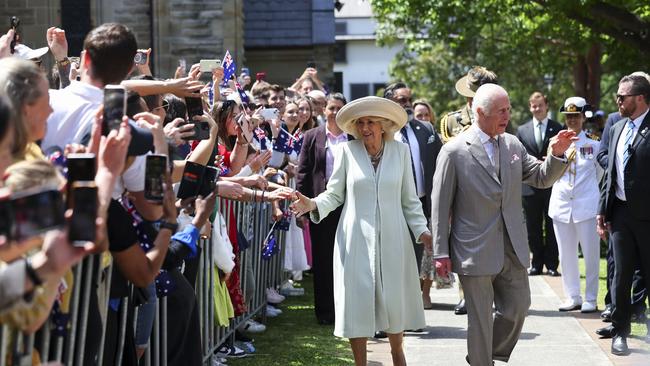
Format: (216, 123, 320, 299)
(579, 258, 647, 340)
(229, 273, 354, 365)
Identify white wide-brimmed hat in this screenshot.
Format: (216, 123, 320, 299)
(336, 96, 407, 138)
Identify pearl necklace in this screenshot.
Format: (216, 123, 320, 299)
(368, 142, 385, 167)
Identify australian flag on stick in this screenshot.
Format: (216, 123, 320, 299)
(221, 50, 236, 87)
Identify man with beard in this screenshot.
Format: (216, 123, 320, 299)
(597, 73, 650, 356)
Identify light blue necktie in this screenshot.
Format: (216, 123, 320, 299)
(622, 120, 636, 166)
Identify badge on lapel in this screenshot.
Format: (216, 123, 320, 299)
(511, 153, 520, 164)
(427, 135, 436, 144)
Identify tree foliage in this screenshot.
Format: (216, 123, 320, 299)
(371, 0, 650, 126)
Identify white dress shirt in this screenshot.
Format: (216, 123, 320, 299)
(615, 108, 649, 201)
(325, 125, 348, 181)
(533, 117, 548, 146)
(394, 123, 425, 198)
(42, 81, 103, 152)
(475, 125, 499, 166)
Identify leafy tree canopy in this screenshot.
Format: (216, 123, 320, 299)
(371, 0, 650, 126)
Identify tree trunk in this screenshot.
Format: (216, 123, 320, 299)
(586, 42, 602, 108)
(573, 54, 588, 98)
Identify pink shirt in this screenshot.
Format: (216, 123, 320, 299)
(325, 126, 348, 181)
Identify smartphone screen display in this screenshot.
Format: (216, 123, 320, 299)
(67, 153, 96, 183)
(199, 166, 220, 197)
(185, 97, 203, 119)
(103, 85, 126, 136)
(145, 154, 167, 203)
(68, 182, 97, 245)
(177, 161, 206, 199)
(11, 188, 65, 242)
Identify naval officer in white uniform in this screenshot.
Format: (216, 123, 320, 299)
(549, 96, 602, 313)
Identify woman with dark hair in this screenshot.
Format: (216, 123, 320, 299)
(209, 100, 249, 176)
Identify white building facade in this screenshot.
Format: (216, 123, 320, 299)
(334, 0, 402, 100)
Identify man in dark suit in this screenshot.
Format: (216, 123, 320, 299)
(596, 74, 650, 356)
(516, 92, 563, 276)
(296, 92, 349, 325)
(384, 82, 443, 312)
(597, 110, 647, 324)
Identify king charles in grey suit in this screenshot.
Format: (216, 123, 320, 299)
(431, 84, 575, 366)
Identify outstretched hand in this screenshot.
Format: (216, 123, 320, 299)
(290, 191, 316, 217)
(549, 130, 579, 157)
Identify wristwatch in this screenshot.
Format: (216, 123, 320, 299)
(56, 57, 70, 67)
(159, 220, 178, 234)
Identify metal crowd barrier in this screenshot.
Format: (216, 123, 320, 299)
(0, 198, 289, 366)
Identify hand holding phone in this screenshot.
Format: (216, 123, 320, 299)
(2, 187, 65, 242)
(134, 49, 150, 65)
(200, 59, 222, 73)
(68, 181, 97, 246)
(145, 155, 167, 203)
(259, 108, 279, 121)
(102, 85, 126, 136)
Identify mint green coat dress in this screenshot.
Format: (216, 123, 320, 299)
(311, 139, 428, 338)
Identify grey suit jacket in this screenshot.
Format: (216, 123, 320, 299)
(431, 127, 567, 276)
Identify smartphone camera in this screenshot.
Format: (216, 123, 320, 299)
(134, 51, 147, 65)
(145, 154, 167, 204)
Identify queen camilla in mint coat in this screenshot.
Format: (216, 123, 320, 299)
(303, 97, 429, 338)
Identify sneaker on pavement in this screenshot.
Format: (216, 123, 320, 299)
(581, 301, 598, 313)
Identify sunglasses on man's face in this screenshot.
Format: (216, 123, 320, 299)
(616, 94, 639, 102)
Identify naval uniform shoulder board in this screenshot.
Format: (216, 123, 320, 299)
(586, 132, 600, 141)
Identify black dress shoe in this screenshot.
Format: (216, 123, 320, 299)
(527, 267, 542, 276)
(611, 335, 630, 356)
(455, 299, 467, 315)
(373, 331, 387, 339)
(596, 325, 615, 338)
(546, 269, 561, 277)
(600, 305, 612, 322)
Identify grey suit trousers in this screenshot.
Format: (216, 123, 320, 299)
(459, 234, 531, 366)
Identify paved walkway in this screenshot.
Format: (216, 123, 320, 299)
(367, 276, 649, 365)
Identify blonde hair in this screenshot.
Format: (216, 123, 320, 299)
(4, 160, 65, 193)
(0, 58, 47, 159)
